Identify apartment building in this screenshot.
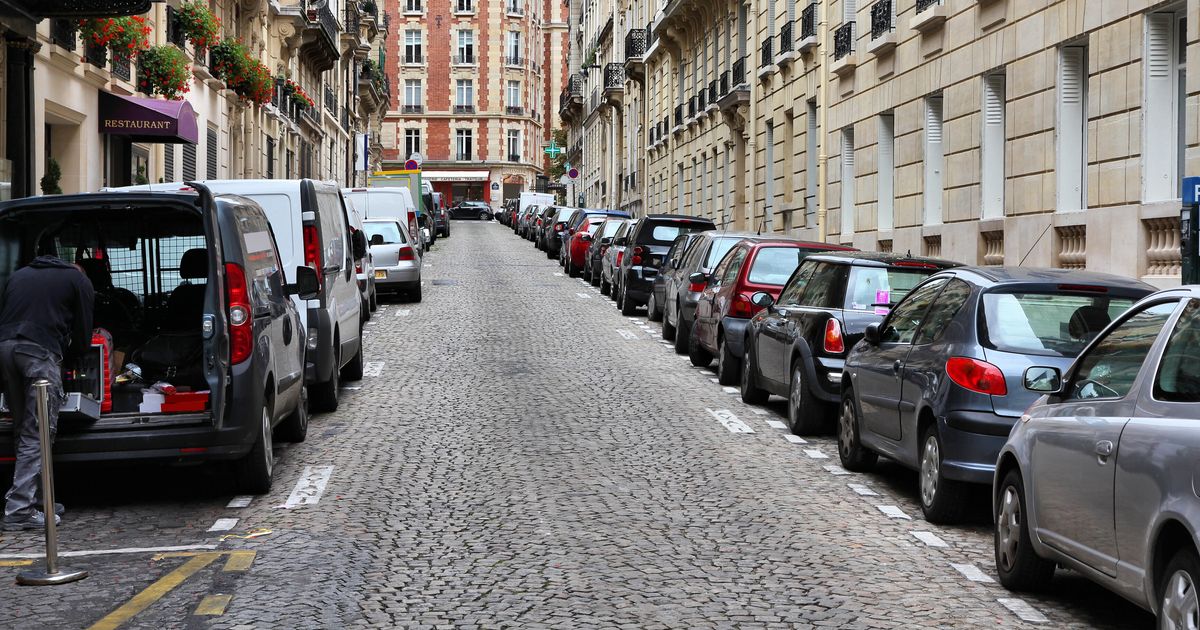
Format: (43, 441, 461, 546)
(563, 0, 1200, 285)
(381, 0, 568, 206)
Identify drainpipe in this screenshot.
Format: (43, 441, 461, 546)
(816, 0, 829, 242)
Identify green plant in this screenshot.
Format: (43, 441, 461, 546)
(138, 45, 191, 100)
(210, 38, 272, 105)
(548, 128, 568, 179)
(285, 79, 315, 109)
(78, 16, 151, 59)
(135, 164, 148, 185)
(40, 158, 62, 195)
(359, 0, 378, 14)
(177, 1, 221, 54)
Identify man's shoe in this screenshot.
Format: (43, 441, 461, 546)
(3, 510, 61, 531)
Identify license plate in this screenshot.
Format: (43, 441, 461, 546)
(374, 270, 386, 279)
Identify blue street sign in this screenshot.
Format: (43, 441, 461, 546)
(1184, 177, 1200, 204)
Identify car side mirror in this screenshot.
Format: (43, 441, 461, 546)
(1023, 366, 1063, 394)
(688, 272, 708, 285)
(863, 322, 881, 345)
(352, 230, 368, 259)
(615, 237, 628, 246)
(750, 292, 774, 308)
(369, 234, 384, 246)
(581, 233, 592, 242)
(287, 266, 320, 299)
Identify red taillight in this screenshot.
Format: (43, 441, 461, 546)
(226, 262, 252, 365)
(537, 218, 543, 226)
(632, 245, 645, 265)
(730, 293, 754, 318)
(946, 357, 1008, 396)
(398, 246, 416, 261)
(688, 280, 706, 292)
(823, 318, 845, 354)
(355, 261, 362, 273)
(600, 245, 610, 255)
(617, 250, 625, 266)
(303, 224, 323, 289)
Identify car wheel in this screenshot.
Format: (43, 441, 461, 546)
(479, 211, 490, 221)
(787, 361, 828, 436)
(274, 384, 309, 443)
(369, 288, 378, 312)
(837, 395, 876, 471)
(673, 316, 691, 354)
(688, 325, 713, 367)
(1159, 548, 1200, 629)
(310, 348, 340, 413)
(648, 292, 663, 322)
(341, 336, 365, 381)
(409, 281, 423, 303)
(716, 335, 739, 385)
(662, 309, 677, 341)
(568, 262, 580, 278)
(235, 400, 274, 494)
(600, 275, 611, 296)
(740, 342, 769, 405)
(620, 283, 638, 316)
(918, 424, 969, 524)
(994, 468, 1055, 591)
(361, 297, 371, 322)
(590, 266, 601, 287)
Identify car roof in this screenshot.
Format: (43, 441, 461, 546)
(642, 213, 716, 222)
(0, 190, 250, 214)
(801, 250, 960, 268)
(948, 266, 1157, 292)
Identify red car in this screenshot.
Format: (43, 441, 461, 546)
(565, 216, 608, 277)
(689, 237, 856, 385)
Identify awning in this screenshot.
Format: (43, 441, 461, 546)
(421, 170, 490, 182)
(98, 92, 198, 144)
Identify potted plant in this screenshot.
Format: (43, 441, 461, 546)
(78, 16, 151, 61)
(285, 79, 315, 109)
(176, 1, 221, 56)
(209, 38, 273, 105)
(40, 158, 62, 195)
(137, 45, 191, 100)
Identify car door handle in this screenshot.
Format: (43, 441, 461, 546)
(1095, 440, 1114, 459)
(892, 360, 904, 374)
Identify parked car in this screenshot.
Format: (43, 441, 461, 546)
(0, 189, 319, 493)
(690, 238, 853, 385)
(115, 179, 366, 413)
(434, 199, 450, 238)
(450, 200, 495, 220)
(344, 199, 378, 318)
(992, 288, 1200, 622)
(518, 192, 555, 232)
(543, 207, 579, 259)
(562, 210, 628, 270)
(533, 206, 559, 248)
(659, 231, 750, 354)
(564, 214, 608, 277)
(518, 205, 541, 239)
(616, 214, 716, 316)
(647, 232, 704, 323)
(586, 218, 630, 286)
(742, 252, 951, 434)
(839, 267, 1154, 522)
(342, 187, 426, 254)
(363, 217, 422, 302)
(600, 219, 636, 297)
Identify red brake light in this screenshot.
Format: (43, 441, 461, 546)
(823, 318, 845, 354)
(892, 261, 939, 269)
(730, 293, 754, 318)
(617, 250, 625, 266)
(688, 279, 707, 292)
(632, 245, 645, 265)
(398, 246, 416, 261)
(946, 357, 1008, 396)
(303, 224, 323, 284)
(355, 261, 362, 273)
(225, 262, 252, 365)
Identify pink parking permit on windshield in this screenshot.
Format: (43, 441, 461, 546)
(874, 290, 890, 315)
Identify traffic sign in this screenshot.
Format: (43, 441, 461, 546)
(404, 159, 419, 170)
(559, 174, 570, 185)
(567, 168, 579, 179)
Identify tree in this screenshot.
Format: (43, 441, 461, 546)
(40, 158, 62, 195)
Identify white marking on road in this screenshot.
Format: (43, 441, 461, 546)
(705, 408, 755, 433)
(848, 483, 878, 496)
(576, 292, 592, 299)
(226, 496, 254, 509)
(342, 386, 362, 391)
(628, 318, 640, 323)
(709, 377, 721, 383)
(616, 329, 639, 340)
(659, 341, 673, 346)
(951, 563, 995, 583)
(877, 505, 912, 520)
(912, 531, 949, 548)
(766, 420, 788, 430)
(363, 361, 385, 377)
(394, 309, 411, 317)
(722, 386, 739, 394)
(0, 544, 219, 559)
(553, 272, 563, 277)
(997, 598, 1048, 624)
(282, 465, 335, 508)
(207, 518, 239, 532)
(751, 409, 768, 415)
(804, 449, 828, 459)
(823, 465, 851, 475)
(784, 434, 807, 444)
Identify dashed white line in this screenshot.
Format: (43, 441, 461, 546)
(207, 518, 239, 532)
(848, 483, 878, 496)
(708, 378, 721, 384)
(765, 420, 787, 430)
(803, 449, 828, 459)
(705, 408, 755, 433)
(997, 598, 1048, 624)
(912, 531, 949, 548)
(282, 465, 335, 508)
(394, 309, 411, 317)
(576, 292, 592, 299)
(751, 409, 768, 415)
(722, 386, 739, 394)
(823, 464, 851, 475)
(784, 434, 808, 444)
(951, 563, 995, 583)
(616, 329, 639, 340)
(363, 361, 385, 377)
(876, 505, 912, 520)
(0, 544, 219, 559)
(553, 272, 563, 277)
(225, 496, 254, 509)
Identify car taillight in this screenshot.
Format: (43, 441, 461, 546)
(303, 224, 323, 289)
(537, 218, 543, 226)
(600, 245, 610, 255)
(688, 279, 706, 292)
(946, 357, 1008, 396)
(632, 246, 645, 265)
(729, 293, 754, 318)
(617, 250, 624, 266)
(225, 263, 252, 365)
(355, 261, 362, 273)
(823, 319, 845, 354)
(398, 246, 416, 261)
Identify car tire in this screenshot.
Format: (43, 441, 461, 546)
(310, 348, 340, 413)
(674, 317, 691, 354)
(1158, 547, 1200, 628)
(740, 342, 769, 405)
(787, 360, 828, 436)
(235, 400, 274, 494)
(369, 288, 378, 312)
(600, 275, 611, 296)
(409, 282, 423, 303)
(662, 311, 677, 341)
(716, 335, 739, 385)
(274, 384, 309, 443)
(837, 395, 876, 471)
(341, 337, 365, 382)
(479, 211, 490, 221)
(688, 325, 713, 367)
(994, 468, 1055, 591)
(590, 266, 601, 287)
(648, 292, 663, 322)
(919, 424, 969, 524)
(361, 297, 371, 322)
(620, 283, 638, 316)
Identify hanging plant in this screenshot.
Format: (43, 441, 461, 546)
(78, 16, 151, 59)
(210, 38, 272, 105)
(177, 1, 221, 55)
(285, 79, 315, 109)
(137, 45, 191, 100)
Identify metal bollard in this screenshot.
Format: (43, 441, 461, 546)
(16, 380, 87, 586)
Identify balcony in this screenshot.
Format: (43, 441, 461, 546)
(508, 153, 521, 163)
(506, 105, 524, 115)
(719, 70, 729, 96)
(50, 18, 76, 51)
(624, 28, 648, 81)
(402, 104, 424, 114)
(673, 103, 683, 132)
(732, 56, 746, 86)
(866, 0, 897, 56)
(84, 41, 107, 68)
(504, 55, 524, 67)
(707, 79, 718, 111)
(910, 0, 947, 32)
(687, 96, 696, 120)
(831, 23, 857, 75)
(717, 57, 750, 113)
(776, 21, 798, 66)
(455, 53, 476, 66)
(603, 62, 624, 101)
(325, 85, 336, 112)
(757, 38, 776, 79)
(558, 73, 583, 120)
(799, 4, 818, 51)
(454, 104, 476, 114)
(358, 62, 386, 114)
(507, 2, 524, 16)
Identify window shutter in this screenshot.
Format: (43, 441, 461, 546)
(164, 144, 175, 182)
(1144, 13, 1175, 201)
(843, 0, 855, 23)
(841, 127, 855, 237)
(206, 127, 218, 179)
(877, 113, 894, 231)
(981, 72, 1006, 218)
(182, 143, 197, 180)
(924, 95, 944, 225)
(1056, 46, 1086, 211)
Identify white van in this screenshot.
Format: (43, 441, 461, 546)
(108, 180, 366, 413)
(519, 192, 556, 219)
(343, 187, 425, 254)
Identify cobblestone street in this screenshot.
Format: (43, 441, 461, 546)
(1, 221, 1157, 628)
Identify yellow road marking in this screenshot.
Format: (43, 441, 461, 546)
(193, 594, 232, 616)
(88, 552, 222, 630)
(0, 559, 33, 567)
(222, 551, 255, 572)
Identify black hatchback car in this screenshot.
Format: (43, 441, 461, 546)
(741, 252, 959, 435)
(0, 188, 319, 494)
(838, 267, 1154, 523)
(616, 214, 715, 316)
(449, 201, 494, 220)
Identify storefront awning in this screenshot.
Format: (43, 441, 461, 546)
(421, 170, 490, 182)
(98, 92, 198, 144)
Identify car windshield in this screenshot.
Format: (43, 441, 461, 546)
(642, 222, 711, 245)
(981, 292, 1136, 357)
(747, 247, 807, 285)
(600, 220, 624, 238)
(365, 221, 405, 245)
(844, 267, 935, 313)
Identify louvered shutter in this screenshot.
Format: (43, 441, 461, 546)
(841, 127, 855, 236)
(877, 114, 894, 231)
(981, 73, 1006, 218)
(924, 95, 944, 224)
(1143, 14, 1175, 200)
(1056, 46, 1086, 211)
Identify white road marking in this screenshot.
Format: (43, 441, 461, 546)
(207, 518, 239, 532)
(628, 318, 640, 323)
(553, 272, 563, 277)
(616, 329, 639, 340)
(342, 386, 362, 391)
(709, 378, 721, 384)
(951, 563, 995, 583)
(226, 496, 254, 509)
(877, 505, 912, 520)
(394, 309, 411, 317)
(784, 434, 807, 444)
(659, 341, 673, 346)
(363, 361, 385, 377)
(912, 531, 949, 548)
(848, 483, 878, 496)
(997, 598, 1048, 624)
(823, 465, 851, 475)
(282, 465, 335, 508)
(0, 544, 219, 559)
(766, 420, 787, 430)
(705, 408, 755, 433)
(804, 449, 828, 459)
(751, 409, 768, 415)
(722, 386, 739, 394)
(576, 293, 592, 299)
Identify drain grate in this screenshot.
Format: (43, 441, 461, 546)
(431, 279, 458, 286)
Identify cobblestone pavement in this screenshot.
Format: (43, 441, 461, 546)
(1, 220, 1155, 628)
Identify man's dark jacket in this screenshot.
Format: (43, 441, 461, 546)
(0, 256, 94, 359)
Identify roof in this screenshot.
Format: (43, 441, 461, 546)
(643, 214, 716, 222)
(952, 266, 1157, 293)
(802, 251, 961, 268)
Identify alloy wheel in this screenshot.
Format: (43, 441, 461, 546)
(1162, 569, 1200, 630)
(920, 434, 940, 507)
(838, 400, 856, 459)
(261, 406, 275, 479)
(996, 486, 1021, 572)
(788, 368, 803, 429)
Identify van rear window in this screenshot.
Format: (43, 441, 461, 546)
(365, 221, 406, 245)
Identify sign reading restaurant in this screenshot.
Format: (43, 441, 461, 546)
(101, 119, 174, 132)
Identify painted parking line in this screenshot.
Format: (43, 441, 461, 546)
(722, 386, 739, 394)
(576, 293, 592, 299)
(0, 544, 219, 560)
(803, 449, 828, 459)
(206, 518, 239, 533)
(783, 434, 807, 444)
(222, 551, 256, 572)
(708, 377, 721, 384)
(997, 598, 1048, 624)
(194, 594, 233, 616)
(876, 505, 912, 520)
(705, 408, 755, 433)
(89, 552, 223, 630)
(226, 496, 254, 509)
(765, 419, 787, 430)
(362, 362, 385, 377)
(0, 559, 33, 567)
(394, 309, 411, 317)
(951, 563, 995, 583)
(823, 463, 850, 475)
(912, 531, 949, 548)
(282, 465, 335, 508)
(616, 329, 639, 340)
(848, 483, 878, 496)
(553, 272, 563, 277)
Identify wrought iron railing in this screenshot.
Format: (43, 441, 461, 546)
(508, 153, 521, 162)
(871, 0, 893, 39)
(568, 74, 583, 94)
(833, 23, 854, 59)
(604, 63, 624, 89)
(688, 96, 696, 118)
(624, 28, 647, 59)
(85, 41, 107, 68)
(325, 86, 336, 112)
(801, 3, 816, 39)
(165, 6, 185, 48)
(760, 38, 773, 68)
(111, 54, 131, 80)
(505, 55, 524, 66)
(708, 79, 717, 104)
(454, 104, 475, 114)
(916, 0, 940, 12)
(344, 6, 359, 34)
(404, 52, 423, 64)
(312, 2, 339, 51)
(697, 90, 706, 110)
(50, 19, 76, 51)
(402, 104, 423, 113)
(719, 70, 729, 95)
(780, 22, 794, 53)
(732, 56, 746, 85)
(456, 53, 476, 64)
(506, 105, 524, 115)
(674, 104, 683, 127)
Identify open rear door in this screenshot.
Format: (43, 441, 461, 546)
(188, 183, 229, 426)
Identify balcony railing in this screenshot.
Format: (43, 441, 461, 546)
(624, 28, 648, 59)
(325, 86, 336, 112)
(454, 104, 476, 114)
(507, 2, 523, 14)
(50, 18, 76, 51)
(402, 104, 423, 113)
(456, 152, 472, 161)
(508, 153, 521, 162)
(455, 53, 476, 65)
(85, 41, 107, 68)
(870, 0, 894, 39)
(719, 70, 729, 95)
(760, 38, 773, 68)
(312, 2, 339, 51)
(801, 3, 817, 39)
(708, 79, 717, 104)
(344, 6, 359, 34)
(568, 73, 583, 94)
(697, 90, 706, 110)
(111, 54, 130, 80)
(674, 104, 683, 127)
(916, 0, 940, 12)
(404, 52, 423, 64)
(687, 97, 696, 118)
(732, 56, 746, 85)
(506, 105, 524, 115)
(505, 55, 524, 66)
(604, 62, 624, 89)
(780, 21, 794, 54)
(833, 23, 854, 59)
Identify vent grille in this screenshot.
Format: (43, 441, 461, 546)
(1059, 47, 1084, 104)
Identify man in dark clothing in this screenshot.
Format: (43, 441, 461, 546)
(0, 254, 93, 530)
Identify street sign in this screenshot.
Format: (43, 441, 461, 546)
(1184, 177, 1200, 204)
(491, 182, 500, 190)
(559, 174, 570, 185)
(404, 159, 419, 170)
(567, 168, 579, 179)
(544, 140, 564, 158)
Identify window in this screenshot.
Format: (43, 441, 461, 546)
(507, 80, 520, 107)
(404, 129, 420, 158)
(981, 72, 1006, 218)
(981, 292, 1137, 357)
(806, 99, 818, 224)
(843, 267, 933, 312)
(765, 121, 775, 231)
(1056, 45, 1087, 212)
(507, 129, 521, 161)
(507, 32, 521, 63)
(705, 236, 740, 268)
(405, 0, 421, 12)
(456, 79, 474, 107)
(747, 247, 808, 286)
(206, 126, 218, 179)
(404, 30, 422, 63)
(799, 262, 846, 309)
(676, 164, 684, 213)
(457, 30, 475, 64)
(266, 136, 274, 179)
(840, 126, 855, 237)
(403, 79, 422, 112)
(455, 129, 473, 161)
(922, 94, 944, 225)
(1143, 11, 1186, 201)
(914, 279, 972, 345)
(164, 144, 176, 182)
(715, 247, 747, 285)
(1067, 301, 1177, 400)
(455, 0, 473, 12)
(364, 221, 407, 245)
(880, 278, 948, 344)
(1155, 300, 1200, 401)
(778, 261, 818, 306)
(877, 113, 894, 231)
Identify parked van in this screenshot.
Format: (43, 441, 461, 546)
(110, 180, 366, 413)
(0, 188, 318, 493)
(519, 192, 556, 220)
(343, 187, 424, 253)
